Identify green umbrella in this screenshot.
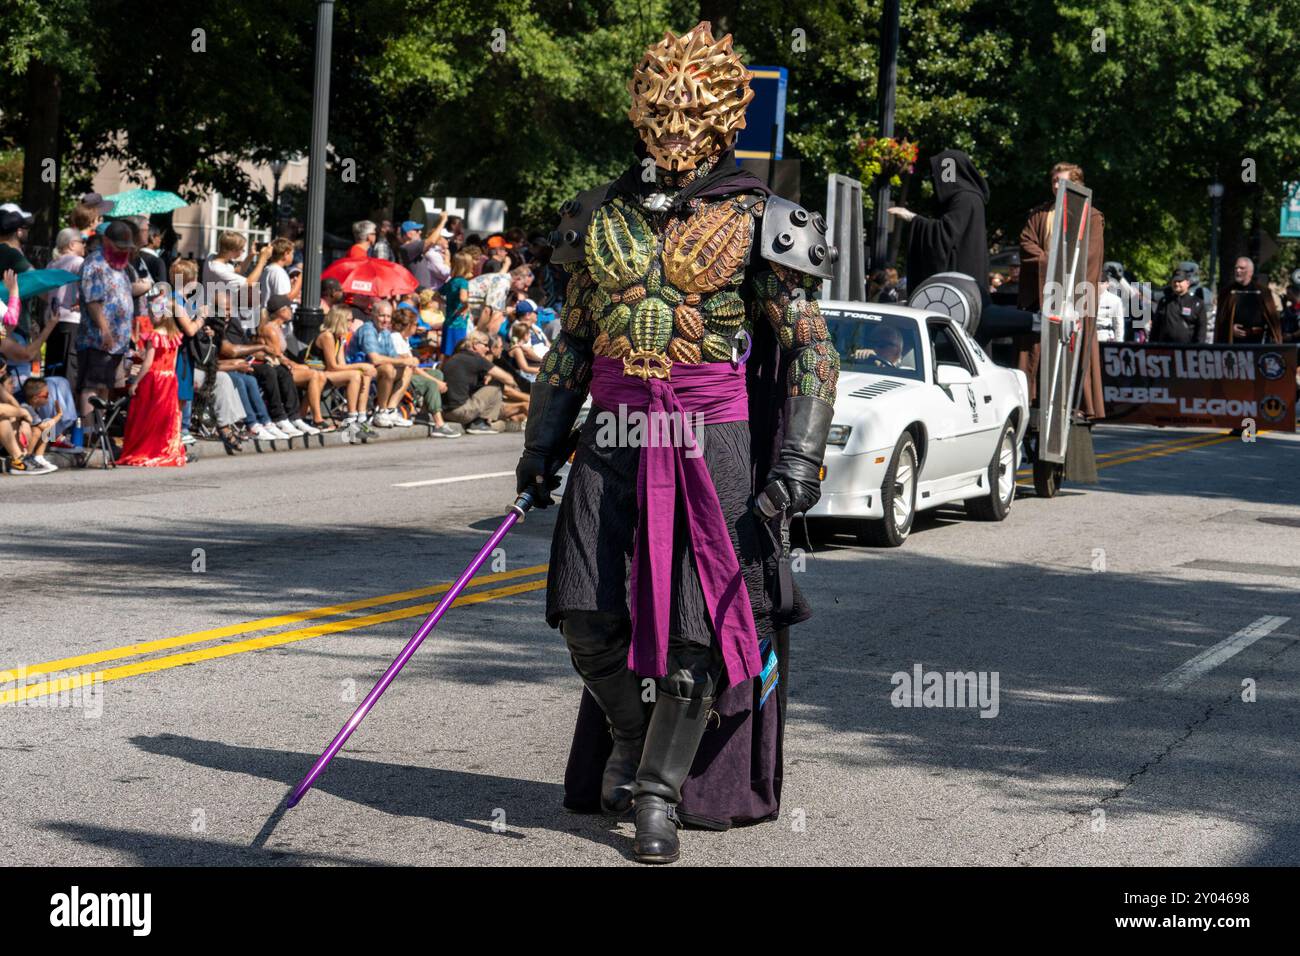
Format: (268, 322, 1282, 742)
(0, 268, 80, 304)
(103, 188, 187, 216)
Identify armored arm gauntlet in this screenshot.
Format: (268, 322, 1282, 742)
(754, 263, 839, 515)
(516, 266, 598, 507)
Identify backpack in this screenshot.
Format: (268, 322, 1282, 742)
(186, 311, 218, 367)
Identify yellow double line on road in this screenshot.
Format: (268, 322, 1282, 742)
(1093, 432, 1235, 468)
(1016, 430, 1234, 479)
(0, 564, 549, 706)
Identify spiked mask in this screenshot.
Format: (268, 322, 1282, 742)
(627, 22, 754, 173)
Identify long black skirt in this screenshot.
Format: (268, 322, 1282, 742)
(548, 409, 810, 829)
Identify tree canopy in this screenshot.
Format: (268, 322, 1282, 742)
(1, 0, 1296, 281)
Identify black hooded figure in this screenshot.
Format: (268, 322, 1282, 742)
(904, 148, 991, 295)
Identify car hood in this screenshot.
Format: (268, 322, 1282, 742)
(835, 370, 925, 403)
(828, 371, 926, 454)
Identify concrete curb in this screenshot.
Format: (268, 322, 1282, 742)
(42, 416, 510, 469)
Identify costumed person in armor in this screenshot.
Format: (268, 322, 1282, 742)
(515, 22, 839, 864)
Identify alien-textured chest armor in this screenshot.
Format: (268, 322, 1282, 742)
(583, 195, 755, 367)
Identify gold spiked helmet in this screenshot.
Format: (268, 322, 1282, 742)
(627, 21, 754, 173)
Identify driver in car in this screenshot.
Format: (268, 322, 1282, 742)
(854, 325, 904, 368)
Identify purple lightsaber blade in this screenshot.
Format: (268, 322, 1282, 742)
(286, 493, 533, 808)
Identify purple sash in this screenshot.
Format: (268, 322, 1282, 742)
(589, 355, 762, 685)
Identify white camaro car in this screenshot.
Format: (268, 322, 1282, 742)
(807, 300, 1030, 546)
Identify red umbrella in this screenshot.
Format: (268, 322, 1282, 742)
(323, 257, 418, 298)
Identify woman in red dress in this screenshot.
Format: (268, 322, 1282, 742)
(119, 307, 186, 467)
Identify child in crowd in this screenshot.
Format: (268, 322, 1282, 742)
(1, 372, 57, 474)
(390, 307, 458, 438)
(118, 301, 186, 467)
(507, 321, 541, 383)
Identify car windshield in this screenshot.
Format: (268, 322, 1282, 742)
(820, 308, 924, 381)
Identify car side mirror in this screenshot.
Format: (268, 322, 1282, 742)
(935, 364, 973, 387)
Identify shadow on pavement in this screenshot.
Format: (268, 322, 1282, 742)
(127, 733, 629, 862)
(37, 821, 385, 866)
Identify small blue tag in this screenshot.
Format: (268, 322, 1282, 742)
(758, 638, 779, 709)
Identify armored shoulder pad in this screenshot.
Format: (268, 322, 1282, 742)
(759, 195, 837, 280)
(548, 182, 614, 265)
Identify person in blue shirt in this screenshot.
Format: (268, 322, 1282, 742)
(347, 301, 416, 427)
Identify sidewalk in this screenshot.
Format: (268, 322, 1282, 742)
(40, 416, 519, 470)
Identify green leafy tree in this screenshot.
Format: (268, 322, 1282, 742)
(326, 0, 696, 233)
(0, 0, 97, 247)
(990, 0, 1300, 282)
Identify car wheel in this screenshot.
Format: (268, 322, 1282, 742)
(859, 432, 918, 547)
(966, 419, 1017, 521)
(1033, 458, 1063, 498)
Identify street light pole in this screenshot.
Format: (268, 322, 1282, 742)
(1208, 182, 1224, 305)
(270, 158, 287, 237)
(297, 0, 334, 342)
(872, 0, 900, 271)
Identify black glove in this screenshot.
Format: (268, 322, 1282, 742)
(763, 395, 833, 516)
(515, 380, 585, 509)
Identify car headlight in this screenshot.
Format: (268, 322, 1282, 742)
(826, 424, 852, 446)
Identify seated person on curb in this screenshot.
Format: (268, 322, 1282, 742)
(212, 310, 282, 444)
(214, 297, 309, 439)
(204, 282, 278, 442)
(20, 376, 76, 444)
(440, 331, 525, 434)
(487, 334, 532, 418)
(0, 375, 56, 473)
(166, 288, 252, 454)
(256, 293, 329, 434)
(389, 308, 458, 438)
(346, 299, 415, 428)
(310, 307, 373, 431)
(505, 320, 542, 383)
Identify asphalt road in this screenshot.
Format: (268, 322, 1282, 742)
(2, 422, 1298, 867)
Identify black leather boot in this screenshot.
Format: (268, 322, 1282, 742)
(631, 690, 713, 863)
(561, 612, 647, 815)
(584, 669, 648, 814)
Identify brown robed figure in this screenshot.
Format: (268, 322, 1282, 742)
(1016, 163, 1107, 420)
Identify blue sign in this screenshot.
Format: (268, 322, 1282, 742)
(735, 66, 787, 161)
(1281, 181, 1300, 238)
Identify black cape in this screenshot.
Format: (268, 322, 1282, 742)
(905, 148, 990, 292)
(607, 145, 771, 208)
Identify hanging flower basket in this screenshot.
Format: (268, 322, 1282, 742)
(852, 136, 919, 188)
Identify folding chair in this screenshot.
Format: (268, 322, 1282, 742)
(86, 394, 128, 469)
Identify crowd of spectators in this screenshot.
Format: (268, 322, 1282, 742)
(984, 253, 1296, 347)
(0, 194, 564, 476)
